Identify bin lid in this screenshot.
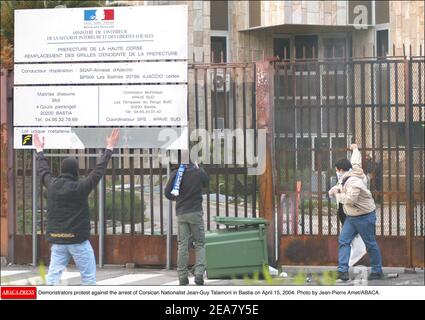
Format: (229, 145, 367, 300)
(213, 216, 270, 226)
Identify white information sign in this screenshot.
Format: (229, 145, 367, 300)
(14, 61, 187, 85)
(14, 127, 188, 150)
(14, 86, 98, 126)
(14, 85, 187, 126)
(14, 127, 85, 149)
(99, 85, 187, 126)
(14, 5, 188, 62)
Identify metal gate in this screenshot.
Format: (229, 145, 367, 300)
(274, 48, 424, 268)
(4, 60, 259, 266)
(3, 51, 424, 268)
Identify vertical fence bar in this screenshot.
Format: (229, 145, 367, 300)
(274, 64, 282, 231)
(242, 66, 248, 217)
(120, 150, 125, 234)
(149, 149, 154, 235)
(203, 66, 211, 230)
(340, 60, 349, 235)
(93, 152, 99, 235)
(140, 150, 145, 235)
(252, 64, 258, 217)
(213, 67, 220, 221)
(22, 150, 26, 234)
(112, 155, 116, 235)
(232, 67, 238, 217)
(194, 64, 200, 130)
(404, 57, 414, 268)
(333, 59, 340, 236)
(370, 60, 376, 214)
(9, 71, 15, 262)
(360, 61, 366, 170)
(395, 62, 401, 236)
(316, 61, 323, 236)
(378, 61, 384, 236)
(166, 161, 172, 270)
(419, 60, 424, 237)
(98, 176, 105, 268)
(159, 161, 164, 235)
(308, 61, 313, 235)
(387, 60, 392, 235)
(32, 150, 37, 266)
(130, 149, 135, 234)
(40, 174, 44, 235)
(224, 66, 229, 217)
(325, 61, 331, 236)
(300, 54, 305, 235)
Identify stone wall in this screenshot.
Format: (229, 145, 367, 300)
(390, 1, 425, 56)
(260, 0, 347, 27)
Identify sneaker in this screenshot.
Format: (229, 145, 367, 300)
(179, 278, 189, 286)
(194, 276, 204, 285)
(367, 272, 384, 281)
(337, 271, 349, 281)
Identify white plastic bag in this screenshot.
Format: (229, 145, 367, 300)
(349, 234, 367, 266)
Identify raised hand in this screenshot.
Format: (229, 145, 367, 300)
(106, 128, 120, 150)
(350, 143, 358, 151)
(34, 132, 45, 153)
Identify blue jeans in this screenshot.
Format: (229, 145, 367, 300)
(47, 240, 96, 285)
(338, 211, 383, 274)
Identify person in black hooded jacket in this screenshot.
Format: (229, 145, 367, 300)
(34, 129, 119, 285)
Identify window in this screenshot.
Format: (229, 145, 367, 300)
(413, 122, 425, 148)
(297, 138, 312, 170)
(295, 35, 318, 59)
(249, 0, 261, 28)
(214, 117, 225, 130)
(322, 105, 347, 135)
(323, 38, 346, 59)
(273, 38, 290, 60)
(295, 35, 318, 72)
(331, 137, 348, 168)
(314, 138, 330, 171)
(376, 29, 389, 57)
(321, 38, 348, 135)
(381, 122, 424, 148)
(210, 0, 228, 31)
(381, 123, 405, 147)
(374, 30, 390, 108)
(211, 36, 227, 63)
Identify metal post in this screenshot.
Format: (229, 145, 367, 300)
(166, 160, 173, 270)
(256, 60, 277, 265)
(32, 150, 37, 266)
(404, 57, 414, 270)
(98, 176, 105, 268)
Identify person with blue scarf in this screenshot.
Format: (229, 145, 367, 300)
(165, 161, 209, 285)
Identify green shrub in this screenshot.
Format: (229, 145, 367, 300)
(88, 191, 147, 224)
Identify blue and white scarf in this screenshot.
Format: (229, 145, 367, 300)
(171, 164, 186, 196)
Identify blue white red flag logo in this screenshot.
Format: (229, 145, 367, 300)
(84, 9, 114, 21)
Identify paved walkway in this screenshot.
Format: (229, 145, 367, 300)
(1, 265, 423, 286)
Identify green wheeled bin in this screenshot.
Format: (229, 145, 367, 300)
(205, 216, 269, 279)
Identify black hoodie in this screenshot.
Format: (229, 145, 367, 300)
(37, 149, 112, 244)
(165, 165, 209, 215)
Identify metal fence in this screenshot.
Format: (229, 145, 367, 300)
(274, 49, 424, 267)
(6, 50, 424, 267)
(10, 60, 259, 264)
